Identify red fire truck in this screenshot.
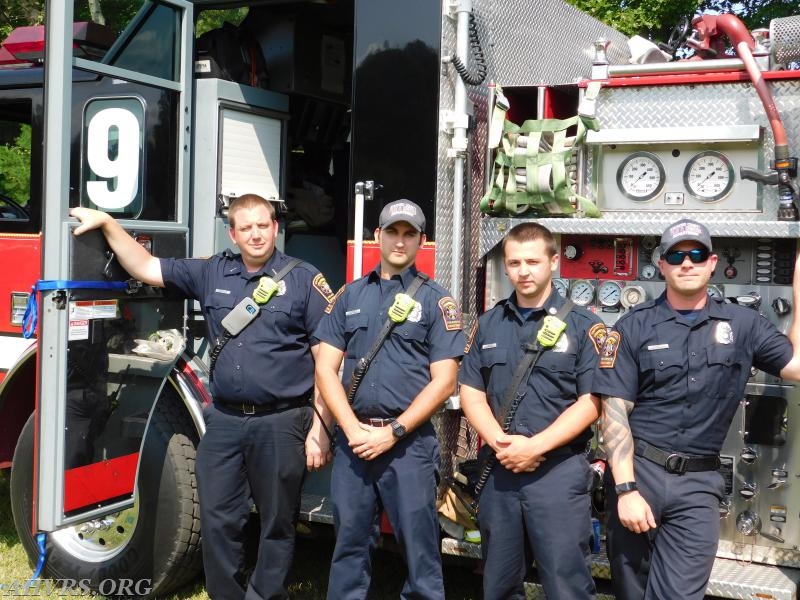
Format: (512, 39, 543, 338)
(2, 1, 800, 598)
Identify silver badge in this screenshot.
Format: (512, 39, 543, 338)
(715, 321, 734, 344)
(553, 332, 570, 353)
(407, 301, 423, 323)
(277, 280, 287, 296)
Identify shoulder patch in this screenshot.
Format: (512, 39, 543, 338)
(438, 296, 462, 331)
(325, 285, 346, 314)
(599, 330, 621, 369)
(588, 322, 608, 355)
(312, 274, 336, 304)
(464, 319, 478, 354)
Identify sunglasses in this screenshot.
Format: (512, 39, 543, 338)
(663, 248, 710, 266)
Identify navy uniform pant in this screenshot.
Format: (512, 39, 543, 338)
(605, 455, 725, 600)
(197, 402, 311, 600)
(479, 452, 596, 600)
(326, 424, 443, 600)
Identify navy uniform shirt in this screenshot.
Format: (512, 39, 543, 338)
(459, 288, 604, 446)
(161, 249, 334, 404)
(314, 265, 465, 417)
(592, 293, 793, 455)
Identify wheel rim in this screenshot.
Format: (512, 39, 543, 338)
(49, 496, 139, 562)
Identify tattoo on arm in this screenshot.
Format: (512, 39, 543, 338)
(601, 396, 634, 467)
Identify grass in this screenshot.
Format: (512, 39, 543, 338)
(0, 470, 483, 599)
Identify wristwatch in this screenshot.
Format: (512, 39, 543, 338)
(614, 481, 638, 495)
(390, 419, 407, 440)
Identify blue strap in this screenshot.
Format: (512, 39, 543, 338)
(27, 532, 46, 583)
(23, 280, 128, 339)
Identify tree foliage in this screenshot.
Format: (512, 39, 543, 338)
(0, 124, 32, 206)
(566, 0, 798, 41)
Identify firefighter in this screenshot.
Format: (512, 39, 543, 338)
(595, 218, 800, 600)
(70, 196, 334, 600)
(314, 199, 465, 600)
(459, 222, 602, 600)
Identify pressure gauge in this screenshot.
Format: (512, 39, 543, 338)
(707, 285, 724, 300)
(616, 152, 665, 201)
(563, 244, 581, 261)
(569, 279, 595, 306)
(650, 246, 662, 266)
(683, 151, 735, 201)
(641, 264, 658, 280)
(621, 285, 647, 308)
(598, 280, 624, 308)
(553, 278, 569, 299)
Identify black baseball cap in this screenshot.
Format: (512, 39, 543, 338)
(378, 200, 426, 233)
(659, 218, 713, 253)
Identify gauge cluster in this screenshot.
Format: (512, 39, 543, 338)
(547, 234, 797, 325)
(594, 142, 759, 212)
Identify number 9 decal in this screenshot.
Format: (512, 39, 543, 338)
(82, 98, 145, 214)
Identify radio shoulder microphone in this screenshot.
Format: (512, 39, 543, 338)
(221, 297, 260, 336)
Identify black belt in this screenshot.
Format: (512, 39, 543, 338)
(216, 395, 309, 415)
(358, 417, 395, 427)
(634, 439, 720, 474)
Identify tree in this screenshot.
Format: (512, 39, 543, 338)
(0, 124, 32, 206)
(565, 0, 797, 41)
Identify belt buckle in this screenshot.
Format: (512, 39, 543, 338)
(369, 418, 384, 427)
(665, 453, 687, 474)
(242, 403, 255, 415)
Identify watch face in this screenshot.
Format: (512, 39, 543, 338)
(683, 151, 734, 201)
(391, 420, 406, 438)
(616, 152, 665, 201)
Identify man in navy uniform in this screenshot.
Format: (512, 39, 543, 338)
(460, 222, 602, 600)
(71, 195, 334, 600)
(595, 218, 800, 600)
(314, 199, 465, 600)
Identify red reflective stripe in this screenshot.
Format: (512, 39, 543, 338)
(63, 452, 138, 512)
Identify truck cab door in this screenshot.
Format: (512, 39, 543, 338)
(36, 0, 194, 531)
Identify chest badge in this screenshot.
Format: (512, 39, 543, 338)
(715, 322, 734, 344)
(552, 332, 570, 353)
(407, 301, 423, 323)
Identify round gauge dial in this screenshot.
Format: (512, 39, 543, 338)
(616, 152, 665, 201)
(641, 264, 658, 280)
(552, 278, 569, 299)
(621, 285, 647, 308)
(598, 280, 623, 308)
(650, 246, 662, 267)
(683, 151, 735, 201)
(564, 245, 580, 260)
(569, 279, 595, 306)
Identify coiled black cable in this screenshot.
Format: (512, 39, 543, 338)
(451, 12, 487, 86)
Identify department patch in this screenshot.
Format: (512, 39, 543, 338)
(599, 330, 621, 369)
(715, 321, 734, 344)
(464, 320, 479, 354)
(438, 296, 462, 331)
(588, 322, 608, 355)
(325, 285, 346, 314)
(312, 273, 336, 304)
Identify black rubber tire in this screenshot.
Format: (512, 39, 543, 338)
(10, 384, 202, 597)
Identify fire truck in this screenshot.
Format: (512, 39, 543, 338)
(2, 0, 800, 597)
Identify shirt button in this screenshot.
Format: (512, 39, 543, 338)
(690, 377, 696, 382)
(236, 365, 241, 370)
(691, 352, 696, 357)
(659, 361, 664, 366)
(237, 342, 243, 347)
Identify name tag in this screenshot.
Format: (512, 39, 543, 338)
(482, 343, 497, 349)
(215, 288, 231, 295)
(647, 344, 669, 351)
(345, 309, 361, 316)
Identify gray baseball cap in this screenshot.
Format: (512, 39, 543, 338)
(378, 199, 426, 233)
(659, 218, 713, 253)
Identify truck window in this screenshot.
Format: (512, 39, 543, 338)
(0, 101, 34, 234)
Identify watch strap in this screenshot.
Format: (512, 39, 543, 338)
(614, 481, 638, 495)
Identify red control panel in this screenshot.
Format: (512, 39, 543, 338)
(559, 235, 638, 281)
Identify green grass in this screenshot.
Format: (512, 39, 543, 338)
(0, 470, 483, 599)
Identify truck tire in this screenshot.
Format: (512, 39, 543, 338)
(10, 384, 202, 597)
